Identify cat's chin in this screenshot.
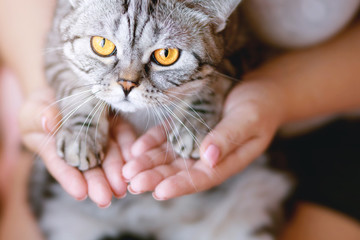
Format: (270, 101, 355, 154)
(110, 101, 142, 113)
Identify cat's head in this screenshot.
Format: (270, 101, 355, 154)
(60, 0, 241, 112)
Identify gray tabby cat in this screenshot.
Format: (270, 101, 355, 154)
(48, 0, 244, 170)
(36, 0, 291, 239)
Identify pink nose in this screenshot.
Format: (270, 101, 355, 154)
(117, 79, 138, 96)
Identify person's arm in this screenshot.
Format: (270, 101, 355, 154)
(0, 0, 55, 96)
(247, 21, 360, 123)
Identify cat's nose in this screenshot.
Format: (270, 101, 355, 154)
(116, 79, 139, 97)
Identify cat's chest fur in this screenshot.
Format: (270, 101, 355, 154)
(122, 109, 159, 135)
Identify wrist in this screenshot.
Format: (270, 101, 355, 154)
(239, 73, 288, 127)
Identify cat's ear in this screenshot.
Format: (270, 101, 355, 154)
(198, 0, 243, 32)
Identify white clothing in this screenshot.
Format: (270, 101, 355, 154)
(242, 0, 360, 48)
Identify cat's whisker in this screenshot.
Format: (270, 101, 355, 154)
(42, 47, 64, 55)
(83, 100, 106, 160)
(160, 96, 211, 140)
(166, 93, 213, 132)
(47, 95, 99, 141)
(76, 99, 103, 143)
(154, 105, 178, 167)
(41, 89, 94, 120)
(156, 96, 203, 149)
(159, 102, 198, 192)
(213, 70, 241, 83)
(94, 102, 108, 149)
(50, 89, 101, 128)
(35, 95, 99, 160)
(156, 101, 201, 192)
(165, 102, 204, 147)
(41, 94, 97, 148)
(144, 105, 153, 131)
(164, 90, 194, 97)
(153, 104, 176, 165)
(68, 83, 98, 91)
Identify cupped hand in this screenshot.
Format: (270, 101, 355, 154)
(122, 78, 285, 200)
(19, 87, 136, 207)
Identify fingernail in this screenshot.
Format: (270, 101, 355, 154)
(98, 201, 112, 209)
(122, 167, 131, 182)
(41, 116, 50, 133)
(115, 193, 127, 199)
(76, 195, 88, 201)
(123, 177, 131, 183)
(127, 185, 141, 195)
(152, 192, 166, 201)
(203, 144, 220, 168)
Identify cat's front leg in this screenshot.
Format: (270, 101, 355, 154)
(169, 76, 232, 159)
(55, 89, 109, 171)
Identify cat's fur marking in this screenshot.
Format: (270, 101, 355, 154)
(47, 0, 245, 168)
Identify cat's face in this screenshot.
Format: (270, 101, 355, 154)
(60, 0, 240, 112)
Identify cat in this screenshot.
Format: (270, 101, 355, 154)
(34, 0, 291, 239)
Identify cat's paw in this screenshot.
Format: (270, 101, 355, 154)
(169, 115, 211, 159)
(56, 127, 105, 171)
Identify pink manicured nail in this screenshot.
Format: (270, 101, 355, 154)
(98, 201, 112, 209)
(203, 144, 220, 168)
(123, 177, 131, 183)
(115, 193, 127, 199)
(127, 185, 141, 195)
(152, 192, 166, 201)
(76, 195, 88, 201)
(41, 116, 50, 133)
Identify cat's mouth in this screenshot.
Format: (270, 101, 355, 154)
(93, 89, 145, 113)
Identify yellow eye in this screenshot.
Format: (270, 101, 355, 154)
(91, 36, 116, 57)
(153, 48, 180, 66)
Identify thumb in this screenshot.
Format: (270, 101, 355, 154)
(200, 110, 254, 167)
(20, 88, 61, 152)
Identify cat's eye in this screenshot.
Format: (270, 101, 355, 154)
(91, 36, 117, 57)
(152, 48, 180, 66)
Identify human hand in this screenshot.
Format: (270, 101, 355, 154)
(122, 78, 285, 200)
(19, 87, 136, 207)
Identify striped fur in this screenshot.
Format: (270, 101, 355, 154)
(46, 0, 246, 169)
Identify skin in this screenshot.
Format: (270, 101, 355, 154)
(1, 0, 360, 239)
(280, 202, 360, 240)
(0, 68, 43, 240)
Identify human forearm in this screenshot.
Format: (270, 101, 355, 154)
(244, 22, 360, 124)
(0, 0, 55, 97)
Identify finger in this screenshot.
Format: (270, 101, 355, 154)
(19, 88, 60, 137)
(122, 147, 175, 181)
(40, 138, 88, 200)
(102, 141, 127, 198)
(200, 108, 254, 167)
(113, 118, 137, 162)
(0, 68, 22, 142)
(128, 165, 180, 194)
(83, 167, 113, 208)
(128, 156, 195, 194)
(155, 138, 268, 200)
(152, 161, 222, 200)
(131, 125, 167, 157)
